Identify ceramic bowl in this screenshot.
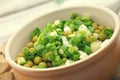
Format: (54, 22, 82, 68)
(5, 5, 120, 80)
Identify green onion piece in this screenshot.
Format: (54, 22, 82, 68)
(55, 55, 61, 61)
(83, 45, 92, 54)
(85, 20, 93, 26)
(48, 54, 55, 61)
(24, 48, 35, 61)
(52, 60, 63, 67)
(30, 28, 41, 38)
(72, 53, 80, 61)
(88, 26, 94, 33)
(65, 20, 71, 26)
(102, 27, 113, 39)
(81, 15, 90, 21)
(71, 13, 78, 19)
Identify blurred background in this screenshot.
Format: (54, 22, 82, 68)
(0, 0, 120, 79)
(0, 0, 120, 44)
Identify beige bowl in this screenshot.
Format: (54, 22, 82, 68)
(5, 5, 120, 80)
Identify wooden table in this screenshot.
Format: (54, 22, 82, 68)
(0, 43, 15, 80)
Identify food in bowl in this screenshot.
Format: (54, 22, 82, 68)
(5, 6, 120, 80)
(15, 13, 113, 68)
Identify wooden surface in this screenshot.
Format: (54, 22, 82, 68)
(0, 43, 15, 80)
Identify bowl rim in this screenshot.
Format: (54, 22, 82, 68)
(5, 5, 120, 72)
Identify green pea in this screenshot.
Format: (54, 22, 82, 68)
(86, 36, 90, 42)
(94, 29, 101, 34)
(80, 15, 90, 21)
(29, 47, 34, 53)
(26, 42, 33, 48)
(17, 53, 25, 57)
(39, 62, 47, 68)
(34, 56, 42, 65)
(98, 25, 104, 30)
(15, 57, 20, 62)
(26, 61, 33, 67)
(92, 23, 98, 29)
(32, 35, 38, 43)
(32, 66, 37, 68)
(98, 32, 107, 41)
(44, 51, 53, 61)
(24, 63, 31, 67)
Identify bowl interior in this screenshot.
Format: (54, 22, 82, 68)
(6, 6, 117, 70)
